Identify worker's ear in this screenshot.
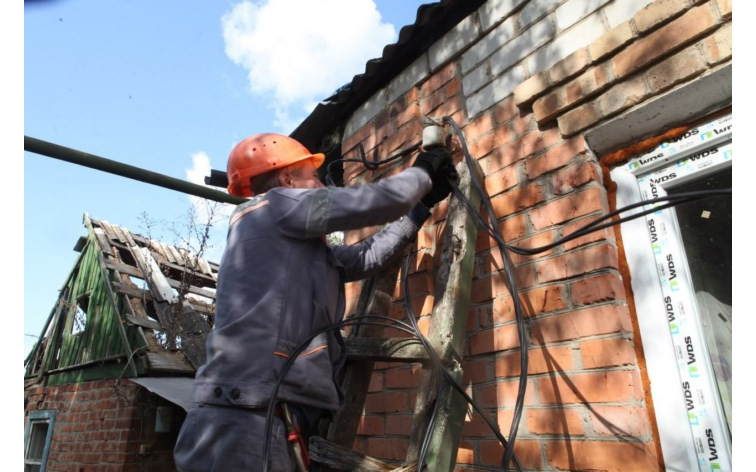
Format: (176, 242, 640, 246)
(278, 169, 294, 188)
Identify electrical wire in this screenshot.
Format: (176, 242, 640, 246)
(260, 119, 733, 472)
(445, 116, 527, 470)
(261, 315, 425, 472)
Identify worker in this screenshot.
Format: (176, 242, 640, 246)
(173, 132, 457, 471)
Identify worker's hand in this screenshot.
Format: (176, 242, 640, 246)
(421, 161, 458, 208)
(412, 147, 452, 177)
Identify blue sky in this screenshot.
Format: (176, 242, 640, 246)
(23, 0, 432, 359)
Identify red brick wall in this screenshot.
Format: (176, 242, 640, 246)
(336, 0, 730, 469)
(25, 379, 183, 472)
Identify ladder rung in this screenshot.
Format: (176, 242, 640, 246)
(309, 436, 418, 472)
(344, 337, 429, 363)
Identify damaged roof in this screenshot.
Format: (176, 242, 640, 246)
(291, 0, 486, 152)
(25, 214, 219, 387)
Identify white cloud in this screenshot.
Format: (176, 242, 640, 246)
(222, 0, 396, 132)
(185, 151, 234, 232)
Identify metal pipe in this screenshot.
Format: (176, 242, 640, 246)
(24, 135, 248, 205)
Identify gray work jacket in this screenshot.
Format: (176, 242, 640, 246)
(192, 167, 432, 412)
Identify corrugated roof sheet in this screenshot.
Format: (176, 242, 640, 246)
(291, 0, 485, 152)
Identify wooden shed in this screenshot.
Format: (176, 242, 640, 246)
(24, 214, 218, 471)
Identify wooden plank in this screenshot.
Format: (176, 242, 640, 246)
(104, 258, 144, 279)
(406, 159, 483, 471)
(344, 337, 428, 363)
(145, 351, 195, 373)
(159, 259, 217, 287)
(112, 281, 154, 301)
(123, 228, 138, 247)
(327, 262, 402, 448)
(94, 228, 114, 256)
(309, 436, 398, 472)
(126, 314, 162, 330)
(100, 220, 119, 242)
(132, 246, 178, 303)
(112, 225, 129, 244)
(168, 245, 186, 265)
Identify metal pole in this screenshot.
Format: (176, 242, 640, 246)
(24, 135, 248, 205)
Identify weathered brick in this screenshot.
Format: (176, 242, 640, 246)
(493, 96, 519, 124)
(588, 21, 635, 62)
(420, 87, 446, 116)
(529, 186, 606, 231)
(462, 411, 498, 436)
(527, 407, 584, 435)
(552, 161, 601, 194)
(563, 216, 615, 250)
(539, 370, 642, 404)
(567, 62, 614, 106)
(491, 183, 546, 218)
(463, 358, 492, 384)
(495, 346, 574, 377)
(648, 43, 707, 93)
(483, 165, 519, 197)
(514, 71, 551, 106)
(549, 48, 591, 84)
(445, 77, 462, 97)
(469, 126, 511, 159)
(571, 273, 626, 305)
(479, 439, 541, 469)
(557, 101, 601, 136)
(469, 323, 520, 354)
(581, 337, 637, 368)
(356, 415, 385, 436)
(531, 304, 632, 344)
(510, 113, 535, 138)
(534, 63, 613, 124)
(457, 440, 475, 464)
(495, 380, 538, 408)
(476, 213, 528, 251)
(368, 372, 384, 392)
(488, 128, 562, 173)
(612, 2, 719, 79)
(590, 406, 653, 437)
(546, 440, 658, 471)
(634, 0, 691, 33)
(464, 113, 497, 143)
(366, 437, 409, 461)
(535, 243, 619, 283)
(597, 74, 650, 116)
(421, 59, 457, 98)
(385, 416, 413, 436)
(700, 22, 732, 65)
(385, 365, 422, 389)
(525, 136, 586, 179)
(364, 392, 409, 413)
(501, 230, 557, 266)
(715, 0, 731, 19)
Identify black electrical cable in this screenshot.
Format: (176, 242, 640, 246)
(444, 116, 529, 470)
(401, 247, 524, 472)
(325, 141, 422, 186)
(267, 119, 731, 472)
(261, 315, 423, 472)
(400, 244, 444, 471)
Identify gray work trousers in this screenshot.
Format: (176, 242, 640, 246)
(174, 403, 295, 472)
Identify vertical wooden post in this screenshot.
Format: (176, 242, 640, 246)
(406, 159, 483, 471)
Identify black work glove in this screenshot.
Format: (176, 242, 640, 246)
(421, 161, 459, 208)
(412, 147, 452, 177)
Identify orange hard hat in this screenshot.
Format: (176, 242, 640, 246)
(226, 133, 325, 197)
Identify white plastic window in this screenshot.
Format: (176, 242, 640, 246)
(611, 114, 732, 472)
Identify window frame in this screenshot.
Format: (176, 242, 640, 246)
(610, 114, 732, 472)
(24, 410, 56, 472)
